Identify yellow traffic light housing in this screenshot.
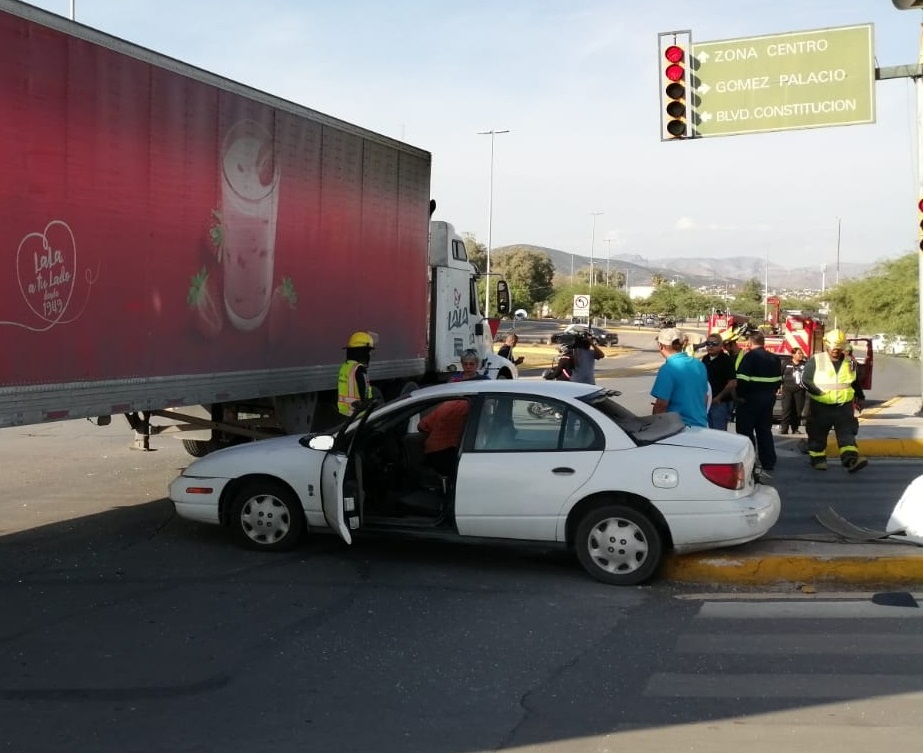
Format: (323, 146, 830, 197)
(658, 32, 691, 141)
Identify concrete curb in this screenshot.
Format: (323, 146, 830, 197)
(663, 540, 923, 587)
(841, 437, 923, 458)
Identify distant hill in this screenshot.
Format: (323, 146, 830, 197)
(491, 244, 872, 292)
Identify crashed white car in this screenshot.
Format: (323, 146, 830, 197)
(169, 381, 780, 586)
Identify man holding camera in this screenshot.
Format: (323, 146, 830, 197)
(570, 332, 605, 384)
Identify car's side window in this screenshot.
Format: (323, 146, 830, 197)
(473, 396, 600, 452)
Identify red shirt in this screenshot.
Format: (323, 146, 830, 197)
(418, 400, 469, 454)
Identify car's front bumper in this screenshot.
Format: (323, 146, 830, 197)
(169, 475, 230, 525)
(665, 484, 782, 553)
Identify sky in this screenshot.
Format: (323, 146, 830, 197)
(17, 0, 923, 268)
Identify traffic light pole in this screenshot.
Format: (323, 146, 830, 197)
(888, 2, 923, 412)
(917, 30, 923, 414)
(877, 61, 923, 413)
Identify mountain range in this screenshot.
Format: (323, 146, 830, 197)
(491, 244, 873, 292)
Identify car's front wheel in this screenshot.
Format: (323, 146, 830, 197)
(228, 480, 305, 552)
(574, 504, 663, 585)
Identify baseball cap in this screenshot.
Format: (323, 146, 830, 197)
(657, 327, 683, 347)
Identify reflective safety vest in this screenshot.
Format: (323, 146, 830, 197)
(808, 352, 856, 405)
(337, 360, 372, 415)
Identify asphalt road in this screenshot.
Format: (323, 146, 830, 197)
(2, 356, 923, 750)
(2, 498, 922, 751)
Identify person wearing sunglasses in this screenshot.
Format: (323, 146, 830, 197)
(702, 336, 737, 430)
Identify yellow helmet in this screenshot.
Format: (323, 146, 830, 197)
(823, 328, 846, 349)
(346, 331, 375, 349)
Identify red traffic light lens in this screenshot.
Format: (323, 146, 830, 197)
(665, 45, 684, 64)
(918, 198, 923, 213)
(665, 63, 684, 82)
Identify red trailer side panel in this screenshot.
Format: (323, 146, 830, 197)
(0, 9, 430, 392)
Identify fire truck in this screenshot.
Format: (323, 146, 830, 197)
(706, 305, 873, 391)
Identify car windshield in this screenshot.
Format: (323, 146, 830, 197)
(579, 389, 685, 445)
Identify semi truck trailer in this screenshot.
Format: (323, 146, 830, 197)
(0, 0, 515, 455)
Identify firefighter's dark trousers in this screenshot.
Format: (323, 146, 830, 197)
(805, 400, 859, 467)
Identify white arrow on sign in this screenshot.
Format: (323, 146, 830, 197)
(699, 111, 713, 122)
(697, 50, 710, 63)
(695, 81, 711, 95)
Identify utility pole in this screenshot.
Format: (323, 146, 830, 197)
(835, 216, 842, 287)
(589, 211, 603, 287)
(604, 238, 613, 286)
(476, 129, 509, 316)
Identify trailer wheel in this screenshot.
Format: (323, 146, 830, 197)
(182, 439, 218, 457)
(228, 479, 305, 552)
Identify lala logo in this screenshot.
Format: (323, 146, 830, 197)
(1, 220, 98, 332)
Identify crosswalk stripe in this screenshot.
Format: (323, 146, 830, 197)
(675, 633, 923, 654)
(646, 673, 923, 698)
(697, 601, 923, 620)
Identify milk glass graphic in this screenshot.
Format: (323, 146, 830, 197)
(220, 120, 280, 331)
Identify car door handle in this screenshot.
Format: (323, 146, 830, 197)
(552, 467, 575, 475)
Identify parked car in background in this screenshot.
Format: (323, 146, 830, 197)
(552, 324, 618, 346)
(169, 380, 781, 586)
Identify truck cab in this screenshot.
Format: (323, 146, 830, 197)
(428, 220, 516, 380)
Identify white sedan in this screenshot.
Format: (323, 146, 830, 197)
(169, 381, 780, 586)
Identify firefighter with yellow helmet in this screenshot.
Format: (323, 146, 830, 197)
(801, 328, 868, 472)
(337, 331, 376, 416)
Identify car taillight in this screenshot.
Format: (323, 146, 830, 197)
(700, 463, 745, 490)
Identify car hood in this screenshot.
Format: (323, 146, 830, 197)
(181, 434, 325, 477)
(656, 426, 752, 457)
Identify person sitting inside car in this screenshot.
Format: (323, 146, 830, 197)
(418, 399, 470, 479)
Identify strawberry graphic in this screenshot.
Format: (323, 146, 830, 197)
(188, 266, 223, 339)
(257, 142, 276, 187)
(267, 276, 297, 346)
(208, 209, 224, 262)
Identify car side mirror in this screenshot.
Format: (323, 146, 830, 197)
(306, 435, 335, 451)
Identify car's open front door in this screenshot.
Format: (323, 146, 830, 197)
(319, 405, 373, 544)
(321, 450, 354, 544)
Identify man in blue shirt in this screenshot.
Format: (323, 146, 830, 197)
(651, 328, 708, 428)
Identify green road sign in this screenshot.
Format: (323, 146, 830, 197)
(691, 24, 875, 138)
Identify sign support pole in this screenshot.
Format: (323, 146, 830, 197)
(917, 25, 923, 414)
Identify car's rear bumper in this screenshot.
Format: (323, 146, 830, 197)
(666, 484, 782, 553)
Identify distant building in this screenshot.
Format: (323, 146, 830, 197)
(629, 285, 655, 300)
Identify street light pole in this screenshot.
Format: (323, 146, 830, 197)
(69, 0, 75, 19)
(589, 211, 603, 287)
(835, 216, 842, 287)
(604, 238, 613, 286)
(477, 129, 509, 316)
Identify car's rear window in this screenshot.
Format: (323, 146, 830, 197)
(581, 390, 685, 445)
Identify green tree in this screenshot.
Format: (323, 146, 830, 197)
(491, 247, 555, 315)
(547, 281, 632, 321)
(462, 233, 487, 272)
(828, 253, 919, 337)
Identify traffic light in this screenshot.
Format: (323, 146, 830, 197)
(918, 198, 923, 252)
(662, 43, 687, 139)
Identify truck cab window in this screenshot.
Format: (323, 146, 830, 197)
(452, 239, 468, 262)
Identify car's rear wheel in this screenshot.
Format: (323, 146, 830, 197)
(574, 504, 662, 585)
(228, 480, 305, 552)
